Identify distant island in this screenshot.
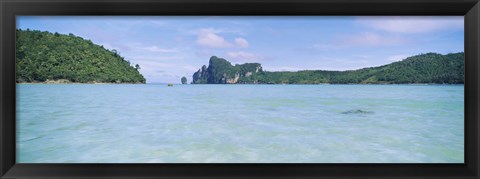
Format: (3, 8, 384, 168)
(192, 53, 464, 84)
(15, 29, 464, 85)
(16, 29, 146, 84)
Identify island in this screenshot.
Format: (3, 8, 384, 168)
(16, 29, 146, 84)
(192, 53, 464, 84)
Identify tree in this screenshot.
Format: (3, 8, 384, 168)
(15, 29, 146, 84)
(191, 53, 464, 84)
(181, 76, 187, 84)
(135, 64, 140, 70)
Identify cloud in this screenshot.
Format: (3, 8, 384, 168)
(348, 32, 382, 45)
(386, 54, 410, 62)
(139, 46, 179, 53)
(357, 16, 463, 34)
(354, 54, 373, 59)
(100, 42, 132, 52)
(129, 55, 186, 62)
(309, 17, 462, 51)
(134, 59, 195, 83)
(195, 28, 250, 48)
(308, 57, 379, 71)
(311, 32, 409, 50)
(142, 20, 168, 27)
(225, 51, 265, 63)
(194, 49, 214, 58)
(234, 38, 249, 48)
(309, 44, 338, 50)
(196, 28, 232, 48)
(82, 28, 132, 52)
(340, 32, 409, 46)
(263, 26, 282, 36)
(263, 66, 305, 72)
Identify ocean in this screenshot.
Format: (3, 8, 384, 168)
(16, 84, 464, 163)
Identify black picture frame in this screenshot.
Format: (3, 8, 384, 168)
(1, 0, 479, 178)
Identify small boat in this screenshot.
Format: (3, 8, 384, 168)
(167, 84, 173, 87)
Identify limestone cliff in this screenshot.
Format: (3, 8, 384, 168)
(192, 56, 263, 84)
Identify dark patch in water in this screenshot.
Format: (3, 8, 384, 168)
(20, 136, 43, 142)
(264, 107, 279, 111)
(341, 109, 374, 115)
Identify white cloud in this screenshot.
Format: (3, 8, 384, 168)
(234, 38, 249, 48)
(263, 66, 305, 72)
(134, 59, 197, 83)
(98, 42, 132, 52)
(196, 28, 232, 48)
(310, 32, 408, 50)
(187, 24, 246, 35)
(358, 16, 463, 34)
(194, 28, 250, 48)
(132, 55, 185, 62)
(349, 32, 382, 45)
(341, 32, 408, 46)
(309, 17, 463, 51)
(225, 51, 264, 63)
(386, 54, 410, 62)
(181, 65, 200, 72)
(139, 46, 179, 53)
(143, 20, 168, 27)
(311, 44, 336, 50)
(194, 49, 215, 58)
(355, 54, 373, 59)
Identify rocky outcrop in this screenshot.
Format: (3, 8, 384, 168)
(192, 53, 464, 84)
(226, 73, 240, 84)
(192, 65, 208, 84)
(192, 56, 263, 84)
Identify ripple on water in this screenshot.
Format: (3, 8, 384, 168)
(341, 109, 374, 115)
(16, 84, 464, 163)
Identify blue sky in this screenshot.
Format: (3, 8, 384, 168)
(17, 16, 464, 83)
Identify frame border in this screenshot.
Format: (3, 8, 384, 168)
(1, 0, 479, 178)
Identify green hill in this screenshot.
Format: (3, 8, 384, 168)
(16, 29, 146, 83)
(192, 53, 464, 84)
(192, 56, 263, 84)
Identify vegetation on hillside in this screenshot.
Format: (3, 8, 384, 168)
(192, 56, 263, 84)
(192, 53, 464, 84)
(16, 29, 146, 83)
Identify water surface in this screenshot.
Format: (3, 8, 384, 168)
(16, 84, 464, 163)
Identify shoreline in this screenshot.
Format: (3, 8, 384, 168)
(16, 79, 462, 85)
(16, 78, 145, 84)
(17, 83, 463, 85)
(17, 80, 145, 85)
(188, 83, 464, 85)
(17, 83, 145, 84)
(17, 82, 145, 84)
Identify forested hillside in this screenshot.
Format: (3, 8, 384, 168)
(192, 56, 262, 84)
(192, 53, 464, 84)
(16, 29, 146, 83)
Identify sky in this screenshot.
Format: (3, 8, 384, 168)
(17, 16, 464, 83)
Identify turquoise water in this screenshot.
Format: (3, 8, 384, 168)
(16, 84, 464, 163)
